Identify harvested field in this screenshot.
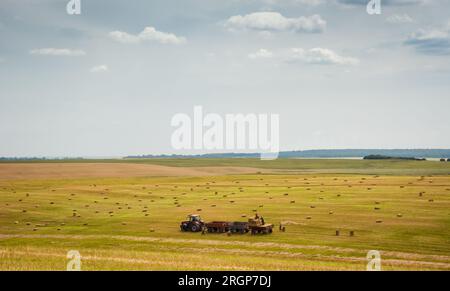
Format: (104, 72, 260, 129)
(0, 158, 449, 270)
(0, 163, 266, 180)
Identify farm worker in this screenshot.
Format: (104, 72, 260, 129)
(261, 216, 265, 225)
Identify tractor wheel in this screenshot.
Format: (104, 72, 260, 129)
(191, 224, 199, 232)
(269, 228, 273, 233)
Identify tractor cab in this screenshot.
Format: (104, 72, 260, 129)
(188, 214, 202, 222)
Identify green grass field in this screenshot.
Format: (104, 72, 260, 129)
(1, 159, 449, 270)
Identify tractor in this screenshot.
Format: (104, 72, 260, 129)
(180, 214, 204, 232)
(248, 215, 273, 235)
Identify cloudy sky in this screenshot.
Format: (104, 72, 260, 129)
(0, 0, 449, 157)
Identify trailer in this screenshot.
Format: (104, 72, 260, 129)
(229, 222, 249, 234)
(205, 221, 230, 233)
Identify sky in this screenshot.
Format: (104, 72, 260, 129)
(0, 0, 449, 157)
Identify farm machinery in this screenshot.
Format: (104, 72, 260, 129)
(180, 214, 271, 235)
(180, 214, 204, 232)
(248, 216, 273, 235)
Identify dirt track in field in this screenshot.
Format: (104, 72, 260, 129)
(0, 163, 266, 180)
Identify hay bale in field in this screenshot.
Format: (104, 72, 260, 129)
(22, 210, 27, 213)
(310, 205, 316, 209)
(397, 213, 403, 217)
(241, 214, 246, 218)
(284, 193, 289, 196)
(376, 220, 383, 223)
(197, 208, 202, 211)
(306, 216, 312, 220)
(14, 221, 19, 224)
(329, 211, 334, 214)
(290, 200, 295, 203)
(33, 228, 38, 231)
(211, 204, 216, 207)
(429, 199, 434, 202)
(374, 207, 380, 210)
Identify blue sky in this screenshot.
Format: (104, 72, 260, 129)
(0, 0, 449, 157)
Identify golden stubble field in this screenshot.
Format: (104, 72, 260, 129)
(0, 160, 449, 270)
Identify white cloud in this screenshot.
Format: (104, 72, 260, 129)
(386, 14, 413, 24)
(405, 24, 450, 55)
(90, 65, 109, 73)
(263, 0, 324, 5)
(248, 49, 274, 59)
(225, 12, 326, 33)
(109, 26, 186, 45)
(296, 0, 324, 5)
(287, 48, 359, 65)
(29, 48, 86, 56)
(248, 47, 359, 65)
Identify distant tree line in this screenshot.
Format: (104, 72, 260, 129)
(363, 155, 426, 161)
